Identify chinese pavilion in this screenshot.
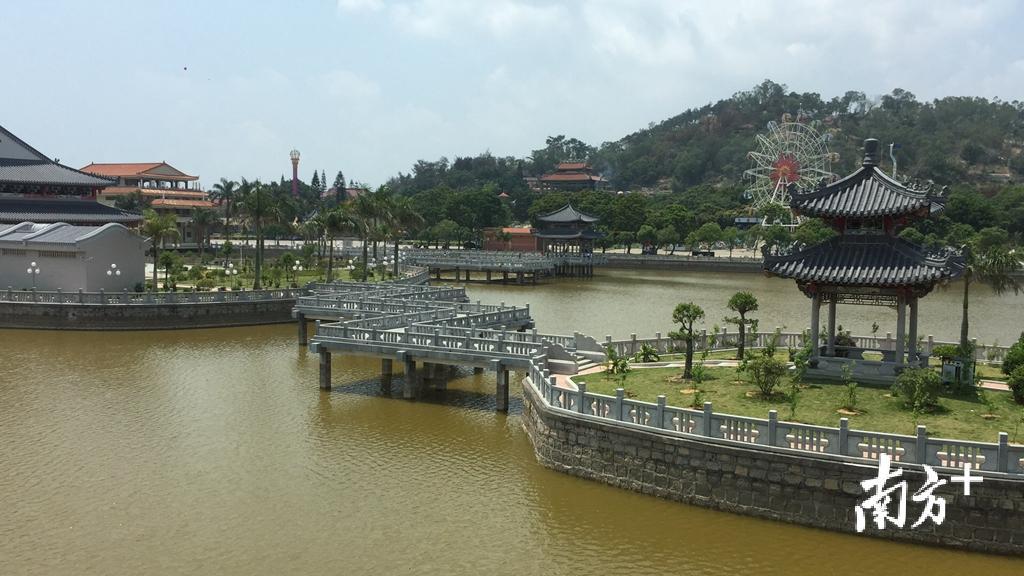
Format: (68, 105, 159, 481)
(534, 204, 602, 276)
(538, 162, 608, 191)
(0, 124, 138, 226)
(763, 139, 964, 384)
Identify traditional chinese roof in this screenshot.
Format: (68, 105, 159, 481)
(535, 204, 599, 224)
(102, 186, 208, 199)
(539, 161, 607, 184)
(0, 221, 140, 246)
(763, 234, 963, 288)
(0, 125, 115, 189)
(0, 196, 142, 225)
(80, 162, 198, 181)
(790, 139, 944, 220)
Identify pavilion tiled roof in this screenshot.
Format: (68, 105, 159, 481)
(80, 162, 198, 180)
(763, 234, 963, 287)
(536, 204, 600, 224)
(790, 139, 944, 219)
(0, 197, 142, 225)
(0, 124, 116, 189)
(533, 229, 604, 240)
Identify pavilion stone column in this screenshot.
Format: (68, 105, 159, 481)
(826, 297, 837, 357)
(402, 353, 418, 400)
(908, 297, 919, 366)
(895, 296, 907, 365)
(809, 293, 821, 360)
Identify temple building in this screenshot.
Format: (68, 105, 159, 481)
(81, 162, 214, 244)
(535, 204, 602, 276)
(763, 139, 964, 384)
(482, 226, 539, 252)
(537, 162, 608, 192)
(0, 124, 139, 226)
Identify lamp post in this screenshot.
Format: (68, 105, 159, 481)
(291, 259, 303, 285)
(289, 149, 300, 199)
(26, 261, 40, 291)
(105, 263, 122, 280)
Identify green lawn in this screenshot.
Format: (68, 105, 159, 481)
(576, 366, 1024, 443)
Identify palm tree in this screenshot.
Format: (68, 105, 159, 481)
(323, 206, 356, 282)
(238, 179, 278, 289)
(140, 209, 180, 291)
(352, 192, 380, 280)
(388, 196, 423, 276)
(210, 178, 238, 241)
(959, 244, 1021, 351)
(191, 207, 218, 261)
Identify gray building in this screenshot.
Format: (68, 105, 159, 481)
(0, 222, 148, 291)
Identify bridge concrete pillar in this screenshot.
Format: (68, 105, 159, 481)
(381, 358, 393, 395)
(517, 272, 524, 284)
(319, 349, 332, 390)
(434, 363, 448, 390)
(502, 271, 508, 283)
(486, 270, 492, 282)
(403, 356, 418, 400)
(473, 366, 484, 374)
(492, 360, 509, 412)
(297, 311, 307, 346)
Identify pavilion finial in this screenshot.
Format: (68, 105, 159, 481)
(862, 138, 880, 167)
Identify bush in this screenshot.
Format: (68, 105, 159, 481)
(748, 354, 787, 398)
(633, 343, 660, 363)
(1002, 333, 1024, 376)
(931, 344, 960, 361)
(1009, 366, 1024, 405)
(891, 368, 942, 412)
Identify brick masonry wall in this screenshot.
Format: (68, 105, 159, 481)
(520, 380, 1024, 555)
(0, 300, 296, 330)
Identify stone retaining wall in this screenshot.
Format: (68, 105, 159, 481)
(0, 299, 296, 330)
(520, 378, 1024, 555)
(602, 254, 762, 273)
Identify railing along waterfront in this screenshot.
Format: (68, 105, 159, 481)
(524, 356, 1024, 476)
(599, 328, 1010, 363)
(2, 287, 305, 305)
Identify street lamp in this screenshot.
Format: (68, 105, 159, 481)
(26, 261, 40, 290)
(105, 263, 122, 278)
(291, 259, 303, 284)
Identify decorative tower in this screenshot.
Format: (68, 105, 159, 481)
(289, 149, 300, 198)
(763, 138, 963, 384)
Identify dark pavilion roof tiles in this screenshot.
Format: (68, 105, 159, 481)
(789, 140, 943, 219)
(763, 234, 963, 287)
(0, 197, 142, 225)
(0, 125, 115, 188)
(533, 229, 604, 240)
(535, 204, 599, 224)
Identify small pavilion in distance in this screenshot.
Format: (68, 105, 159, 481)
(534, 204, 602, 277)
(763, 138, 964, 384)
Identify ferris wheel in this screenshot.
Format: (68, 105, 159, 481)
(744, 120, 835, 218)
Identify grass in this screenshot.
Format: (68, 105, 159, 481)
(576, 365, 1024, 443)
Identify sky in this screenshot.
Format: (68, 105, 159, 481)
(3, 0, 1023, 189)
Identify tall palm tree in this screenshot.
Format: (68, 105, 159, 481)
(210, 178, 238, 241)
(352, 192, 380, 280)
(140, 209, 180, 290)
(959, 244, 1021, 351)
(388, 196, 423, 276)
(323, 206, 356, 282)
(191, 207, 218, 260)
(238, 179, 278, 289)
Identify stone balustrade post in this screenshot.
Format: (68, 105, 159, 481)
(768, 410, 778, 447)
(630, 333, 637, 355)
(577, 383, 587, 414)
(614, 388, 625, 421)
(98, 288, 104, 304)
(926, 335, 934, 355)
(916, 425, 928, 464)
(655, 395, 666, 428)
(838, 418, 849, 456)
(702, 402, 713, 437)
(997, 432, 1009, 473)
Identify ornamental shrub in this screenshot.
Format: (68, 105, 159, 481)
(748, 354, 787, 398)
(1002, 333, 1024, 376)
(891, 368, 942, 412)
(1008, 366, 1024, 405)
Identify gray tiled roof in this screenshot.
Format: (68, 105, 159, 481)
(763, 235, 963, 287)
(0, 221, 135, 245)
(0, 197, 141, 224)
(790, 166, 942, 219)
(536, 204, 600, 223)
(0, 159, 115, 187)
(533, 230, 604, 239)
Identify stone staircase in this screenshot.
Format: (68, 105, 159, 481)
(573, 351, 601, 374)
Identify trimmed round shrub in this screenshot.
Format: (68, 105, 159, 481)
(891, 368, 942, 412)
(1009, 366, 1024, 405)
(1002, 333, 1024, 376)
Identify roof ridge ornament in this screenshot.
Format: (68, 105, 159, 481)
(862, 138, 881, 166)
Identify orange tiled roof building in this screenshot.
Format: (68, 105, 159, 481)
(537, 162, 608, 192)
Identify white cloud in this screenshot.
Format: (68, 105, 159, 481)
(336, 0, 383, 12)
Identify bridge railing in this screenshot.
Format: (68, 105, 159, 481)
(2, 287, 305, 305)
(525, 356, 1024, 476)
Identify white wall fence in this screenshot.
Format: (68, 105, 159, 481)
(525, 355, 1024, 476)
(1, 287, 304, 305)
